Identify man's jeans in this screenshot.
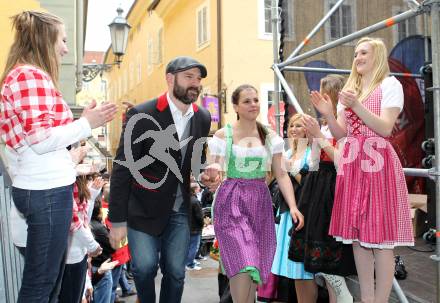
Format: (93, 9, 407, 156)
(186, 233, 201, 267)
(128, 207, 190, 303)
(12, 185, 73, 303)
(92, 267, 113, 303)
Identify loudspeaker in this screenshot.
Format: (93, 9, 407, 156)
(422, 63, 436, 228)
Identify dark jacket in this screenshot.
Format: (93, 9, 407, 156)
(108, 93, 211, 235)
(190, 196, 204, 234)
(200, 187, 214, 208)
(90, 219, 115, 268)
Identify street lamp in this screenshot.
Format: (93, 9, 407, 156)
(109, 7, 131, 65)
(82, 7, 131, 82)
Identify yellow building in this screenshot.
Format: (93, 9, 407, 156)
(76, 51, 111, 156)
(0, 1, 41, 72)
(104, 0, 279, 154)
(103, 0, 428, 154)
(77, 51, 108, 105)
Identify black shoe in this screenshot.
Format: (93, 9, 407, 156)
(125, 271, 134, 280)
(121, 289, 137, 297)
(394, 255, 407, 280)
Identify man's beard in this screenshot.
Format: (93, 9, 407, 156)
(173, 78, 201, 104)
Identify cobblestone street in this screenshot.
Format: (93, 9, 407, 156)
(119, 257, 219, 303)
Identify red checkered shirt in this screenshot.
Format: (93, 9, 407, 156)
(71, 182, 89, 232)
(0, 65, 73, 150)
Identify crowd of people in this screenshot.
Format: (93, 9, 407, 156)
(0, 9, 414, 303)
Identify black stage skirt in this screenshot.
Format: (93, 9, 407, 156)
(288, 162, 356, 276)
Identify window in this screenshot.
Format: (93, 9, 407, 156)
(258, 0, 274, 39)
(392, 7, 419, 45)
(267, 90, 275, 109)
(82, 82, 90, 91)
(100, 79, 107, 94)
(118, 77, 122, 99)
(109, 85, 113, 102)
(259, 83, 275, 125)
(147, 38, 153, 74)
(123, 69, 128, 96)
(398, 11, 417, 41)
(265, 0, 273, 34)
(281, 0, 294, 40)
(157, 28, 163, 64)
(196, 3, 210, 48)
(129, 62, 134, 89)
(325, 0, 356, 42)
(136, 54, 142, 84)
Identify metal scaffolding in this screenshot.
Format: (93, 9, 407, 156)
(272, 0, 440, 302)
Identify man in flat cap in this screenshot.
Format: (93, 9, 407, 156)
(108, 56, 211, 303)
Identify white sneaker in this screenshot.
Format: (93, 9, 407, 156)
(186, 265, 202, 271)
(194, 260, 201, 266)
(196, 256, 208, 261)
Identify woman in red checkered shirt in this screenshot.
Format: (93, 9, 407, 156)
(0, 11, 117, 303)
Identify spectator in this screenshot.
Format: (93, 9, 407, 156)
(0, 10, 116, 302)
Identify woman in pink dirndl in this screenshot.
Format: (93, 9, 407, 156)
(312, 37, 414, 303)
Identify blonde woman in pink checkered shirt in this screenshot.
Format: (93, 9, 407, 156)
(312, 37, 414, 303)
(0, 11, 117, 303)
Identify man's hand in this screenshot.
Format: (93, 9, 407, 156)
(109, 226, 127, 249)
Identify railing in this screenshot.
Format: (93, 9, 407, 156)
(0, 154, 23, 303)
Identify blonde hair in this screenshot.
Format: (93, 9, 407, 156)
(1, 11, 64, 88)
(287, 113, 307, 155)
(320, 74, 346, 115)
(343, 37, 390, 102)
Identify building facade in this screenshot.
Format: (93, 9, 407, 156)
(281, 0, 426, 113)
(103, 0, 427, 154)
(104, 0, 279, 154)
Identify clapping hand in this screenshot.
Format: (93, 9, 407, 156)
(301, 114, 321, 138)
(81, 100, 118, 129)
(339, 89, 359, 109)
(310, 91, 334, 117)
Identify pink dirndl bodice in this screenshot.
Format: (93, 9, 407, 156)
(328, 86, 414, 248)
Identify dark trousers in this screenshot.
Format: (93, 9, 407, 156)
(58, 255, 88, 303)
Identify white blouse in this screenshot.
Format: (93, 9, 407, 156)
(208, 134, 285, 158)
(337, 76, 404, 114)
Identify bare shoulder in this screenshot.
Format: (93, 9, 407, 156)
(265, 128, 279, 140)
(266, 128, 277, 136)
(214, 128, 226, 140)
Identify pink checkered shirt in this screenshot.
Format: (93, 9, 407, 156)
(0, 65, 73, 150)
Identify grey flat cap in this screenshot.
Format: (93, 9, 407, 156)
(166, 56, 207, 78)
